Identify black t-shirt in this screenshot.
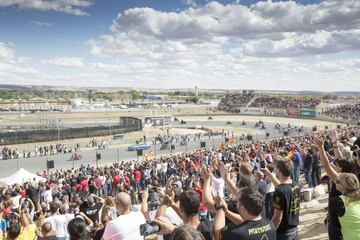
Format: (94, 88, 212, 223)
(83, 202, 103, 224)
(197, 218, 213, 240)
(329, 196, 345, 231)
(328, 180, 342, 229)
(93, 228, 105, 240)
(26, 187, 38, 201)
(312, 152, 321, 168)
(221, 218, 276, 240)
(354, 136, 360, 148)
(272, 182, 301, 233)
(303, 153, 314, 170)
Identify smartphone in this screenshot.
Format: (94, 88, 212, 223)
(260, 160, 266, 170)
(139, 222, 160, 236)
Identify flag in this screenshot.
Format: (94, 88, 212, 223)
(287, 147, 295, 160)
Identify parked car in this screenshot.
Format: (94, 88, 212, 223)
(127, 144, 151, 151)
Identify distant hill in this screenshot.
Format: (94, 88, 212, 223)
(0, 84, 359, 96)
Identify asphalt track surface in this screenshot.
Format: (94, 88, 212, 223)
(0, 120, 312, 178)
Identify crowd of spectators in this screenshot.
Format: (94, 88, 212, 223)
(323, 104, 360, 121)
(249, 96, 320, 109)
(0, 138, 113, 160)
(218, 93, 254, 112)
(218, 94, 320, 113)
(0, 125, 360, 240)
(1, 143, 81, 160)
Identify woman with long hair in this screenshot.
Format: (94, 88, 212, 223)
(330, 173, 360, 240)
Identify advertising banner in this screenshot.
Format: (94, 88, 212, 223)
(265, 108, 286, 116)
(239, 107, 265, 115)
(300, 109, 316, 118)
(144, 116, 172, 128)
(287, 109, 300, 116)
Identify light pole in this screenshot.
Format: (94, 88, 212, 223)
(57, 119, 61, 143)
(212, 134, 215, 148)
(154, 137, 157, 160)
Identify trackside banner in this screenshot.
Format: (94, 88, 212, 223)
(265, 108, 287, 116)
(287, 109, 300, 116)
(239, 107, 265, 115)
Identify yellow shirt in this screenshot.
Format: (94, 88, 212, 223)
(18, 223, 36, 240)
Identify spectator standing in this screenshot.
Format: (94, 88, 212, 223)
(214, 187, 276, 240)
(102, 192, 146, 240)
(272, 159, 301, 240)
(330, 173, 360, 240)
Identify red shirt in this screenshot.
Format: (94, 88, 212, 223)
(124, 176, 130, 186)
(133, 171, 142, 182)
(75, 184, 82, 192)
(94, 177, 102, 189)
(113, 175, 121, 187)
(80, 179, 88, 190)
(180, 161, 186, 170)
(20, 190, 26, 199)
(195, 188, 207, 212)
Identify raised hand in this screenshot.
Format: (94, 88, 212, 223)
(213, 192, 228, 212)
(200, 165, 212, 180)
(329, 131, 338, 143)
(142, 187, 149, 202)
(313, 135, 324, 149)
(218, 161, 229, 180)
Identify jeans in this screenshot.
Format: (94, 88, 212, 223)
(292, 164, 301, 183)
(277, 227, 298, 240)
(304, 168, 313, 188)
(265, 192, 274, 219)
(312, 166, 321, 187)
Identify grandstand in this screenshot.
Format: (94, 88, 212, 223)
(218, 93, 321, 114)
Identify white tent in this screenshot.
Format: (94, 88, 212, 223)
(0, 168, 46, 186)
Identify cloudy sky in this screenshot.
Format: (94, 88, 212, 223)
(0, 0, 359, 91)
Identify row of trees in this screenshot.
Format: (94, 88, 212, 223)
(0, 90, 141, 101)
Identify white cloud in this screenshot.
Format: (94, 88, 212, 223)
(110, 1, 360, 40)
(0, 0, 93, 16)
(80, 1, 360, 91)
(182, 0, 197, 7)
(0, 42, 15, 63)
(31, 21, 53, 27)
(238, 30, 360, 57)
(41, 57, 85, 68)
(1, 1, 359, 91)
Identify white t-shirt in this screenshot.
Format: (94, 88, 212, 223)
(212, 176, 225, 197)
(161, 162, 168, 173)
(45, 214, 74, 238)
(102, 211, 146, 240)
(11, 195, 21, 209)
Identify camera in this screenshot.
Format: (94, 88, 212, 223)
(139, 222, 160, 236)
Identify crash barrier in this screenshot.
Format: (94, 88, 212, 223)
(239, 107, 316, 118)
(0, 117, 142, 145)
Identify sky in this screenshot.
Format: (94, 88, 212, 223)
(0, 0, 359, 91)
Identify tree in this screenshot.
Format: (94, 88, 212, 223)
(322, 94, 337, 100)
(185, 96, 199, 104)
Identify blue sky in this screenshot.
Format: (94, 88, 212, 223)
(0, 0, 359, 91)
